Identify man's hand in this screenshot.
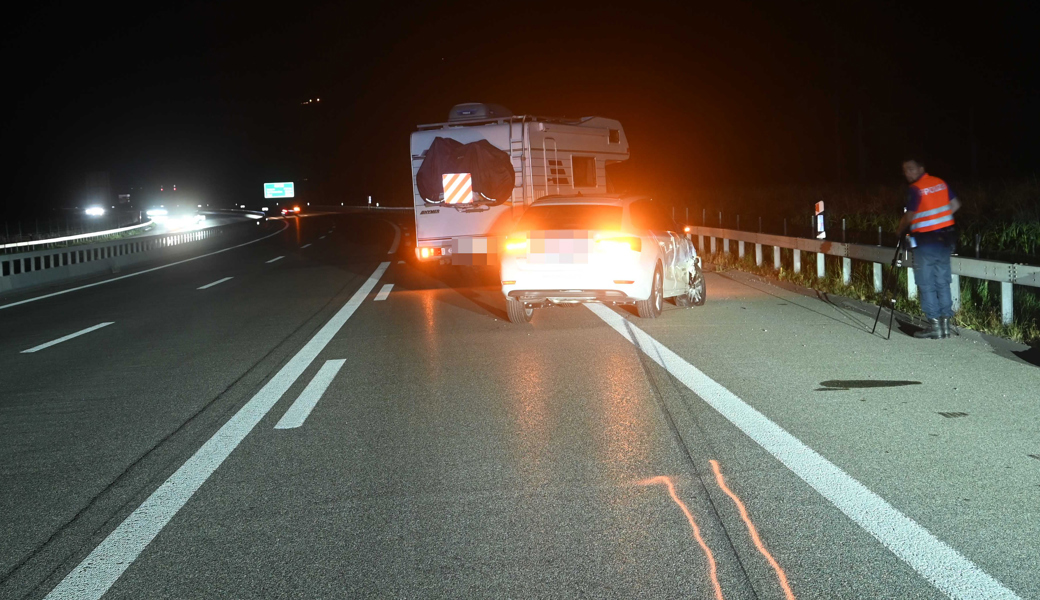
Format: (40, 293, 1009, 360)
(897, 211, 915, 238)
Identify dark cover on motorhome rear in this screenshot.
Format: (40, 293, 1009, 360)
(416, 137, 514, 204)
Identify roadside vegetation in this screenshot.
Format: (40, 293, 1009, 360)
(706, 249, 1039, 347)
(681, 178, 1040, 262)
(676, 178, 1039, 346)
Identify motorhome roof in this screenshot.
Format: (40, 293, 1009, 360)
(416, 114, 604, 130)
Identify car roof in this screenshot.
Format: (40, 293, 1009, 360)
(528, 194, 648, 208)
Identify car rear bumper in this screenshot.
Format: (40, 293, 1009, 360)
(505, 289, 641, 306)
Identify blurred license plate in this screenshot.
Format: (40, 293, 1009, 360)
(528, 231, 591, 264)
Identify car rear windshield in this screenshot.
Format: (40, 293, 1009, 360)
(517, 204, 623, 231)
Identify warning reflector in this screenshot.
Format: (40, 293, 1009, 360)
(442, 173, 473, 204)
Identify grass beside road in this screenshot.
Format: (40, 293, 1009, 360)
(707, 249, 1040, 346)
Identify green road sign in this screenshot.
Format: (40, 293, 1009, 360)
(264, 182, 295, 199)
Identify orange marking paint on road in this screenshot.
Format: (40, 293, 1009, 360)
(639, 476, 725, 600)
(709, 460, 796, 600)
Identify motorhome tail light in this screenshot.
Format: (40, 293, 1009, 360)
(418, 247, 444, 259)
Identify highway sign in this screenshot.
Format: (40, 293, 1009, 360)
(264, 182, 295, 199)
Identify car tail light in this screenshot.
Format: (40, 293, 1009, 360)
(505, 234, 528, 254)
(595, 235, 641, 254)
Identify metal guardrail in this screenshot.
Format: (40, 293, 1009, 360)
(0, 219, 260, 294)
(689, 226, 1040, 325)
(0, 220, 155, 251)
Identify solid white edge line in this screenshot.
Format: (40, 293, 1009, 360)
(265, 255, 284, 264)
(373, 283, 393, 301)
(585, 303, 1021, 600)
(196, 276, 233, 290)
(44, 261, 391, 600)
(273, 359, 346, 429)
(21, 322, 114, 354)
(0, 221, 290, 312)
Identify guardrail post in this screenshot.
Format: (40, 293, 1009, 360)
(951, 274, 961, 313)
(907, 267, 917, 300)
(1001, 282, 1013, 325)
(816, 252, 825, 279)
(710, 237, 716, 254)
(738, 240, 745, 258)
(755, 243, 762, 266)
(698, 235, 704, 252)
(842, 257, 851, 285)
(873, 263, 882, 293)
(793, 249, 801, 273)
(773, 246, 780, 270)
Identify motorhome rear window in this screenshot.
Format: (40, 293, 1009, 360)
(518, 204, 622, 231)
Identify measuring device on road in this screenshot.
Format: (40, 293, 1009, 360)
(871, 235, 907, 339)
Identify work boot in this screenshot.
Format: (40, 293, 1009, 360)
(914, 318, 942, 339)
(939, 317, 951, 339)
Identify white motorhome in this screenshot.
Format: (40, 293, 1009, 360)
(411, 103, 629, 265)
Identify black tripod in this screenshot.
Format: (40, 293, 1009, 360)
(871, 236, 906, 339)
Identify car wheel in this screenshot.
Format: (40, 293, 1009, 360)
(675, 265, 706, 307)
(506, 299, 534, 324)
(637, 265, 664, 318)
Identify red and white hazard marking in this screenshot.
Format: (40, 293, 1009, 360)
(442, 173, 473, 204)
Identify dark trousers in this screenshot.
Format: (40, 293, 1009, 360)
(913, 241, 955, 320)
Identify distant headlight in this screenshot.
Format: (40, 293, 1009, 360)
(85, 207, 105, 216)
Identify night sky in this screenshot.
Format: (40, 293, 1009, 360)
(2, 1, 1036, 212)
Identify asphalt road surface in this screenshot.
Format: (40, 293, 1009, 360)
(1, 213, 1037, 600)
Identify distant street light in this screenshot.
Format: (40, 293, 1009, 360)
(85, 207, 105, 217)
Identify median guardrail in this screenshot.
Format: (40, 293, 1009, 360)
(0, 218, 264, 294)
(690, 226, 1040, 325)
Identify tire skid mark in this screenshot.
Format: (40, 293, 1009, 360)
(711, 460, 796, 600)
(639, 475, 725, 600)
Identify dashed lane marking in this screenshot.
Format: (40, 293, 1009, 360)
(44, 261, 391, 600)
(300, 243, 312, 249)
(373, 283, 393, 301)
(21, 322, 114, 354)
(266, 256, 284, 264)
(196, 277, 233, 290)
(586, 303, 1022, 600)
(273, 359, 345, 429)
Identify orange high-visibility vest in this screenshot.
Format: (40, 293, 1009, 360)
(909, 174, 955, 233)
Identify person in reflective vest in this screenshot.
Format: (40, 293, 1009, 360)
(897, 158, 961, 339)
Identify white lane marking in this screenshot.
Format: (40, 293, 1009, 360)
(196, 276, 233, 290)
(301, 243, 312, 249)
(21, 322, 113, 354)
(0, 221, 290, 312)
(585, 303, 1022, 600)
(266, 255, 284, 264)
(319, 235, 326, 240)
(273, 359, 345, 429)
(373, 283, 393, 301)
(45, 261, 391, 600)
(387, 221, 401, 255)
